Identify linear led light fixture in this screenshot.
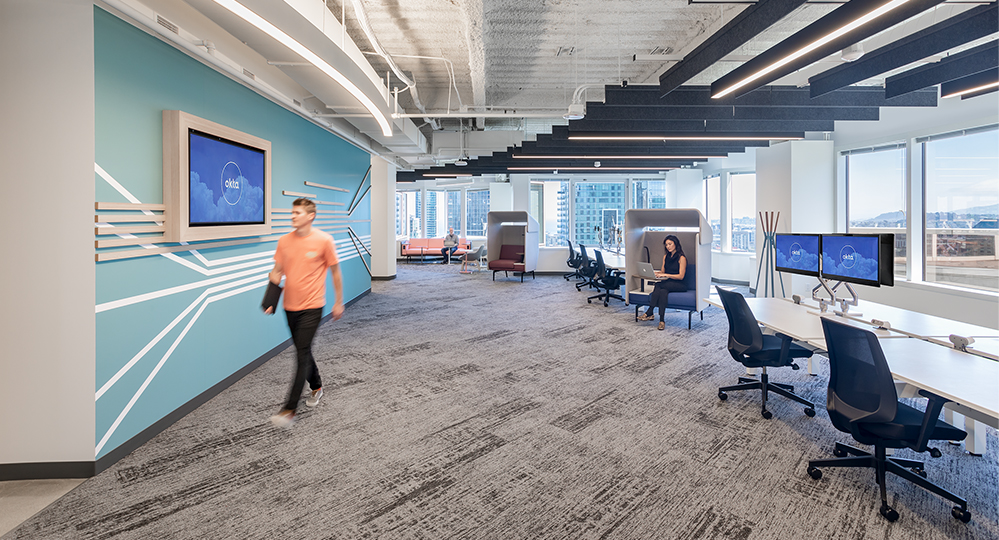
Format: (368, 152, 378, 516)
(512, 154, 726, 159)
(435, 178, 474, 186)
(508, 167, 677, 171)
(567, 135, 803, 141)
(419, 173, 472, 178)
(712, 0, 912, 99)
(941, 68, 999, 99)
(214, 0, 393, 136)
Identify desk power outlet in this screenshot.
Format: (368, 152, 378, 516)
(871, 319, 891, 330)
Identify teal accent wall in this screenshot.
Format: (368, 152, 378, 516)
(94, 8, 371, 459)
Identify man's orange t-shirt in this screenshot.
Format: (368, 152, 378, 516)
(274, 229, 339, 311)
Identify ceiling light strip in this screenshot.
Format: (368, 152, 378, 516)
(511, 154, 726, 159)
(507, 167, 677, 171)
(713, 0, 912, 99)
(942, 81, 999, 98)
(567, 135, 803, 141)
(213, 0, 393, 136)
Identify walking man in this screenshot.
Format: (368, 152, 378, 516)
(264, 198, 344, 427)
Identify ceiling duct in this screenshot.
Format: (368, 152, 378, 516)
(347, 0, 439, 130)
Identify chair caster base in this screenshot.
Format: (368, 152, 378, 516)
(880, 504, 900, 522)
(718, 391, 727, 400)
(952, 506, 972, 523)
(807, 466, 822, 480)
(804, 407, 816, 417)
(761, 410, 773, 420)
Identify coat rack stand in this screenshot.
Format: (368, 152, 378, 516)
(755, 211, 785, 298)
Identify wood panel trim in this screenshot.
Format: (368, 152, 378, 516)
(95, 202, 166, 211)
(96, 236, 166, 248)
(96, 236, 266, 262)
(304, 181, 349, 193)
(95, 225, 165, 235)
(96, 215, 166, 223)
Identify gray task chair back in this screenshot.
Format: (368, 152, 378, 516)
(715, 287, 764, 360)
(820, 317, 899, 432)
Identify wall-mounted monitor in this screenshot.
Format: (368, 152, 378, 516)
(820, 233, 881, 288)
(775, 233, 821, 277)
(163, 110, 271, 242)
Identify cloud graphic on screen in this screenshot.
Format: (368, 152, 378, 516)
(777, 249, 818, 272)
(190, 172, 264, 223)
(822, 253, 878, 281)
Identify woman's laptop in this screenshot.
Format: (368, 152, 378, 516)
(636, 262, 659, 280)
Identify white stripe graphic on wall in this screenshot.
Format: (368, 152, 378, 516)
(94, 163, 371, 456)
(95, 278, 268, 455)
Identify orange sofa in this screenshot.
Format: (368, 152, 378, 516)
(401, 238, 471, 262)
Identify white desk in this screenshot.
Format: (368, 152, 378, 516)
(594, 249, 626, 271)
(706, 294, 998, 455)
(837, 300, 998, 341)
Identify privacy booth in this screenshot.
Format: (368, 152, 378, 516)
(624, 209, 712, 328)
(487, 211, 539, 281)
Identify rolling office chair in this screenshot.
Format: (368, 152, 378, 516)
(564, 240, 583, 281)
(807, 317, 971, 524)
(575, 244, 598, 291)
(587, 250, 625, 306)
(715, 287, 816, 419)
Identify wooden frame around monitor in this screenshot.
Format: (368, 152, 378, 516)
(163, 110, 272, 242)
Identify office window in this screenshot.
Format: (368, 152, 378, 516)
(632, 179, 667, 209)
(706, 175, 720, 250)
(530, 183, 545, 243)
(425, 190, 443, 238)
(396, 191, 415, 237)
(445, 190, 461, 234)
(574, 181, 625, 247)
(729, 173, 756, 252)
(538, 180, 570, 247)
(396, 190, 421, 238)
(923, 127, 998, 292)
(465, 189, 489, 237)
(846, 144, 907, 278)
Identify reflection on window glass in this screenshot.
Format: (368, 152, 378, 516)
(706, 175, 720, 250)
(924, 128, 998, 292)
(729, 173, 756, 252)
(574, 182, 625, 248)
(396, 191, 420, 237)
(465, 189, 489, 236)
(847, 147, 907, 277)
(530, 183, 544, 243)
(425, 191, 442, 238)
(632, 179, 667, 209)
(539, 180, 570, 247)
(445, 190, 461, 234)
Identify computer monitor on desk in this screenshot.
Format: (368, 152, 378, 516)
(775, 233, 821, 278)
(820, 234, 881, 288)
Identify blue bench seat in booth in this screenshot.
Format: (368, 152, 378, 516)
(629, 263, 703, 329)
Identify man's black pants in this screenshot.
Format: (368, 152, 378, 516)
(283, 307, 324, 411)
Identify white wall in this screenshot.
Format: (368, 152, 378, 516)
(669, 169, 705, 211)
(369, 156, 397, 278)
(0, 0, 96, 466)
(756, 140, 836, 298)
(490, 182, 513, 211)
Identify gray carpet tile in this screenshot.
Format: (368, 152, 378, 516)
(7, 264, 997, 539)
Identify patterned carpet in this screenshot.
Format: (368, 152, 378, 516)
(6, 263, 997, 539)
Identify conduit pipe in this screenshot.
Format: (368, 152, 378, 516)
(348, 0, 440, 130)
(99, 0, 387, 160)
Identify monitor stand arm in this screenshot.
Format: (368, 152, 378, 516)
(811, 278, 836, 313)
(832, 281, 862, 317)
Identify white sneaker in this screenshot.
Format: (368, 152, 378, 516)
(305, 387, 324, 407)
(269, 410, 296, 428)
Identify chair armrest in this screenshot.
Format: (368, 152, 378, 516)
(912, 389, 952, 453)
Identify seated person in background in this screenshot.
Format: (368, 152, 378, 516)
(637, 234, 687, 331)
(441, 227, 459, 264)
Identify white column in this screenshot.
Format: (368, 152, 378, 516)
(369, 156, 397, 278)
(0, 0, 96, 469)
(510, 174, 531, 211)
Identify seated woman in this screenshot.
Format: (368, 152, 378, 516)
(637, 235, 687, 331)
